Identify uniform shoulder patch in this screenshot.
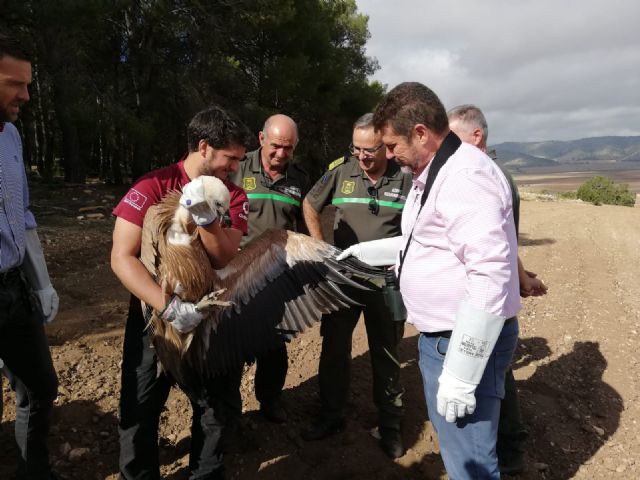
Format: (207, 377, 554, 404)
(328, 156, 345, 171)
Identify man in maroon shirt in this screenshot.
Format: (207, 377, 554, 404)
(111, 106, 251, 479)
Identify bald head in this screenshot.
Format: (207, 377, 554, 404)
(259, 114, 299, 173)
(262, 114, 298, 140)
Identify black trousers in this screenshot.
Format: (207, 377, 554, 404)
(0, 269, 58, 479)
(118, 307, 241, 480)
(497, 367, 528, 462)
(318, 287, 405, 430)
(254, 343, 288, 406)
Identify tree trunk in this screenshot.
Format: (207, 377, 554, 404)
(51, 77, 84, 183)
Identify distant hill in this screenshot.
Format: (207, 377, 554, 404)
(490, 136, 640, 168)
(489, 149, 559, 169)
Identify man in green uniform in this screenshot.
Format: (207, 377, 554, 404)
(229, 114, 310, 423)
(301, 113, 412, 458)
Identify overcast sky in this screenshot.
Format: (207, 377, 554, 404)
(356, 0, 640, 144)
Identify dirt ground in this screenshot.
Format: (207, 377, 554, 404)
(1, 183, 639, 479)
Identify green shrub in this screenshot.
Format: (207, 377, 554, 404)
(559, 191, 577, 200)
(576, 176, 636, 207)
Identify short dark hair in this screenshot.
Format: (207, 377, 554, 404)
(373, 82, 449, 138)
(0, 33, 31, 62)
(187, 106, 252, 152)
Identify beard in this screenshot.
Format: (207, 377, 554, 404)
(395, 153, 422, 175)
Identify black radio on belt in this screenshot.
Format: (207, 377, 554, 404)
(382, 269, 406, 322)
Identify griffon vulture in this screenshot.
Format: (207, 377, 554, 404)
(140, 176, 384, 389)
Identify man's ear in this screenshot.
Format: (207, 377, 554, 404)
(198, 139, 209, 157)
(471, 128, 484, 148)
(413, 124, 430, 144)
(258, 131, 266, 147)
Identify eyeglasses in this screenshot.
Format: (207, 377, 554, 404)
(367, 186, 379, 215)
(349, 143, 383, 158)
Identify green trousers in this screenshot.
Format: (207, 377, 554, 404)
(318, 286, 405, 430)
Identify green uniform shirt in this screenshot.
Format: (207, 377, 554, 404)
(306, 155, 413, 250)
(230, 148, 311, 247)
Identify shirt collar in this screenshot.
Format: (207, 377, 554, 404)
(412, 160, 432, 190)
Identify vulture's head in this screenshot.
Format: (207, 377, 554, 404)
(170, 175, 231, 243)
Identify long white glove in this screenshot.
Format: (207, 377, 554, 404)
(21, 229, 59, 324)
(437, 301, 505, 422)
(160, 295, 205, 333)
(180, 177, 219, 226)
(336, 236, 403, 266)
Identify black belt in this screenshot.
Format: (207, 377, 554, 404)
(421, 317, 516, 339)
(422, 330, 452, 338)
(0, 267, 22, 287)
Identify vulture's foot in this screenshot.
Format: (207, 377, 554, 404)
(196, 289, 233, 312)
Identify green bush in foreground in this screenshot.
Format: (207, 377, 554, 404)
(576, 176, 636, 207)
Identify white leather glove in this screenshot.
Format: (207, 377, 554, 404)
(436, 301, 506, 423)
(336, 236, 402, 266)
(21, 229, 59, 323)
(180, 177, 219, 226)
(160, 295, 205, 333)
(34, 286, 60, 324)
(437, 372, 477, 422)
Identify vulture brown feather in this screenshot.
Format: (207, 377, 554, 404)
(140, 187, 385, 390)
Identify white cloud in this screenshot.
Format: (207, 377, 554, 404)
(357, 0, 640, 143)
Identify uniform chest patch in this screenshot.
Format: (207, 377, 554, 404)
(242, 177, 257, 191)
(340, 180, 355, 195)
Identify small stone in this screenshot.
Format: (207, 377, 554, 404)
(534, 462, 549, 472)
(616, 464, 627, 473)
(69, 447, 90, 462)
(60, 442, 72, 456)
(593, 425, 605, 436)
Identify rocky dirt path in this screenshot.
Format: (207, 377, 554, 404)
(1, 186, 639, 479)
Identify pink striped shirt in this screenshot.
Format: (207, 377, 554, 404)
(398, 142, 520, 332)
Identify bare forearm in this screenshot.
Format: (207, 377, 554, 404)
(303, 199, 324, 240)
(517, 257, 528, 285)
(111, 254, 167, 311)
(199, 224, 242, 269)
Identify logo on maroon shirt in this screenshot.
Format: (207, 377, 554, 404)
(124, 188, 148, 211)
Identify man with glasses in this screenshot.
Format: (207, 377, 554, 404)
(301, 113, 412, 458)
(228, 114, 310, 424)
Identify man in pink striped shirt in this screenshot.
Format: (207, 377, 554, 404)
(338, 82, 520, 479)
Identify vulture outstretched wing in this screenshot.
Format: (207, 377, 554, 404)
(206, 228, 384, 376)
(140, 191, 385, 387)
